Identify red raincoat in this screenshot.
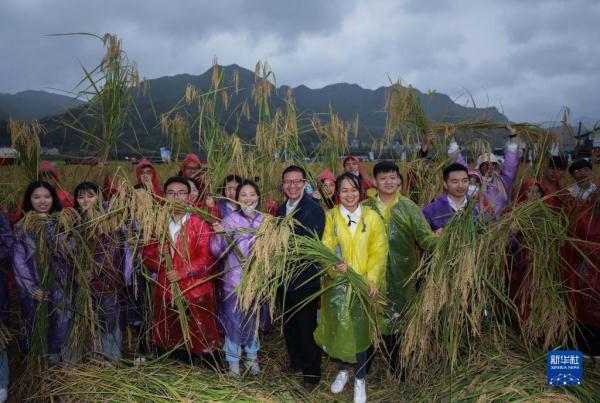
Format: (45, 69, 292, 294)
(142, 214, 221, 354)
(507, 179, 544, 322)
(181, 154, 207, 198)
(342, 156, 374, 200)
(562, 188, 600, 326)
(135, 159, 164, 196)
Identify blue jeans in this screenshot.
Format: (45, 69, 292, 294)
(337, 349, 370, 380)
(0, 350, 8, 389)
(98, 325, 122, 362)
(224, 337, 259, 364)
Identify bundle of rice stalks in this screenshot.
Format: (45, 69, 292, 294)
(288, 233, 388, 345)
(401, 157, 447, 206)
(32, 359, 309, 402)
(236, 214, 297, 324)
(406, 334, 600, 402)
(385, 82, 431, 143)
(483, 199, 576, 354)
(400, 203, 483, 372)
(9, 118, 43, 182)
(401, 197, 576, 376)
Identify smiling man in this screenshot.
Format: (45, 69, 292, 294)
(422, 163, 478, 231)
(275, 165, 325, 391)
(363, 161, 403, 224)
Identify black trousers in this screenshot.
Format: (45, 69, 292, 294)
(577, 324, 600, 356)
(282, 289, 322, 384)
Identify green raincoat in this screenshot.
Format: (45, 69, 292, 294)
(382, 195, 438, 335)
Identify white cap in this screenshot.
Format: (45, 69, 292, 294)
(477, 153, 501, 167)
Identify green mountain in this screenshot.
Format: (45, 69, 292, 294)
(0, 90, 83, 122)
(0, 64, 509, 155)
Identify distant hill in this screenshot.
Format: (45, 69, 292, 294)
(0, 64, 509, 155)
(0, 90, 83, 122)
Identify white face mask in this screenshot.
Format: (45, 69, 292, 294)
(468, 185, 479, 196)
(242, 202, 258, 215)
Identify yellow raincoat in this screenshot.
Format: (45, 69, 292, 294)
(313, 205, 388, 363)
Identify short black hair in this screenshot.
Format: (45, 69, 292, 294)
(22, 181, 63, 213)
(281, 165, 306, 180)
(335, 172, 362, 194)
(568, 158, 593, 175)
(163, 176, 191, 193)
(548, 155, 568, 171)
(235, 179, 261, 204)
(74, 182, 100, 211)
(373, 160, 402, 181)
(443, 163, 469, 182)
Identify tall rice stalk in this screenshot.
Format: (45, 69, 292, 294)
(9, 118, 43, 182)
(64, 33, 140, 162)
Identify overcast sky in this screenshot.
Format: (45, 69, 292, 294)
(0, 0, 598, 123)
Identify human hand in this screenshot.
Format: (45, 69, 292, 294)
(212, 222, 225, 233)
(333, 262, 348, 273)
(369, 284, 379, 298)
(505, 124, 517, 137)
(166, 271, 182, 283)
(32, 289, 49, 302)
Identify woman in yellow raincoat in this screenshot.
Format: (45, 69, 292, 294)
(314, 173, 388, 403)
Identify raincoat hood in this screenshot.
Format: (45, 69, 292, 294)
(181, 153, 204, 178)
(135, 159, 162, 195)
(40, 160, 59, 182)
(515, 178, 544, 205)
(318, 169, 336, 183)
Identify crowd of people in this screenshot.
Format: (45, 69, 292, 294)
(1, 125, 600, 403)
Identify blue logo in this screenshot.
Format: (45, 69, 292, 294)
(547, 350, 583, 386)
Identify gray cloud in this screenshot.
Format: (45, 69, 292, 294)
(0, 0, 598, 123)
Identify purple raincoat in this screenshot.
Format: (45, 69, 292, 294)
(456, 144, 519, 218)
(217, 199, 237, 220)
(78, 203, 132, 333)
(422, 195, 481, 231)
(210, 210, 270, 345)
(86, 231, 129, 333)
(12, 221, 74, 355)
(0, 212, 13, 327)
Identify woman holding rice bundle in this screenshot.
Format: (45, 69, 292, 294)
(315, 172, 388, 403)
(210, 179, 267, 376)
(73, 182, 130, 365)
(12, 181, 75, 365)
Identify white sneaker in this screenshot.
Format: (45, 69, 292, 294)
(228, 362, 240, 376)
(0, 388, 7, 403)
(134, 356, 147, 366)
(330, 370, 349, 394)
(354, 378, 366, 403)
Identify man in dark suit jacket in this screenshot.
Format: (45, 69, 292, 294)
(276, 165, 325, 391)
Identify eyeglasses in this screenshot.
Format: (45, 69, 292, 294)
(282, 179, 306, 186)
(166, 191, 189, 197)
